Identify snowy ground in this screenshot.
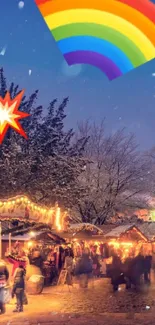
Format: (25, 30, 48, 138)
(1, 278, 155, 324)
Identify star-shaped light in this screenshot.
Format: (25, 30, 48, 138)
(0, 90, 30, 144)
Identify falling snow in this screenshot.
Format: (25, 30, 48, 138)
(18, 1, 24, 9)
(0, 46, 7, 56)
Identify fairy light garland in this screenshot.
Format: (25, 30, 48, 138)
(0, 195, 68, 231)
(0, 195, 50, 213)
(6, 253, 26, 263)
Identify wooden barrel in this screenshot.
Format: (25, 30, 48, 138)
(26, 265, 44, 295)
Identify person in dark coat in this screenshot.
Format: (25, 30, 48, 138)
(91, 252, 101, 277)
(0, 260, 9, 314)
(12, 264, 26, 312)
(126, 252, 145, 289)
(74, 250, 93, 288)
(110, 252, 123, 291)
(144, 254, 152, 284)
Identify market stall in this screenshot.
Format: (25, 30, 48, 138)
(59, 223, 104, 255)
(104, 224, 147, 259)
(58, 223, 109, 277)
(137, 222, 155, 269)
(2, 228, 66, 293)
(102, 224, 149, 287)
(0, 195, 68, 295)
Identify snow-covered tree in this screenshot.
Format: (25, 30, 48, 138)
(75, 120, 152, 224)
(0, 68, 87, 208)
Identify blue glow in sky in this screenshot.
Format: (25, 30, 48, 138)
(0, 0, 155, 149)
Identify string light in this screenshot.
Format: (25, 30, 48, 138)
(0, 195, 67, 231)
(0, 195, 53, 212)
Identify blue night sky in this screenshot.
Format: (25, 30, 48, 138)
(0, 0, 155, 149)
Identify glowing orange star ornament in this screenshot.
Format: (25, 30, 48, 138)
(0, 90, 30, 144)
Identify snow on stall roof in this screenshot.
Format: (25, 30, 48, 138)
(69, 223, 103, 234)
(99, 224, 116, 235)
(104, 224, 136, 238)
(2, 232, 33, 241)
(2, 230, 65, 244)
(138, 222, 155, 241)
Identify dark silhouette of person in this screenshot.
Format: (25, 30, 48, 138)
(12, 264, 26, 312)
(0, 260, 9, 314)
(144, 254, 152, 284)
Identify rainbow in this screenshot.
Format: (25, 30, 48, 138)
(35, 0, 155, 80)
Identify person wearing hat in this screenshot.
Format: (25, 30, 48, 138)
(12, 264, 26, 313)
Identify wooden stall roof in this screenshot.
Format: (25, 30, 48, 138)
(102, 221, 155, 242)
(104, 224, 135, 238)
(104, 224, 148, 242)
(99, 224, 116, 235)
(32, 231, 66, 244)
(2, 230, 65, 245)
(68, 223, 103, 235)
(59, 232, 105, 241)
(138, 222, 155, 241)
(58, 223, 104, 241)
(1, 220, 51, 236)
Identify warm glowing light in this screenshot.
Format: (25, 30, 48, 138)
(109, 241, 133, 247)
(27, 241, 33, 248)
(30, 231, 35, 237)
(109, 241, 120, 248)
(0, 195, 66, 230)
(55, 206, 61, 231)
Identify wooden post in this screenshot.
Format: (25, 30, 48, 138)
(9, 232, 11, 253)
(8, 222, 11, 253)
(0, 222, 2, 259)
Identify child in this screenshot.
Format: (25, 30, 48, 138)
(12, 264, 26, 312)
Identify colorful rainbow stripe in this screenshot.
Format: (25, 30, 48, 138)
(35, 0, 155, 80)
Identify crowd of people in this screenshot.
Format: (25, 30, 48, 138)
(63, 247, 105, 288)
(0, 241, 154, 315)
(108, 246, 153, 291)
(62, 244, 154, 291)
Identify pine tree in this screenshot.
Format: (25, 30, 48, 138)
(0, 68, 7, 97)
(0, 68, 87, 208)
